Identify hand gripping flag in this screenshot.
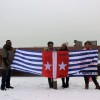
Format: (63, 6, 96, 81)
(42, 51, 69, 78)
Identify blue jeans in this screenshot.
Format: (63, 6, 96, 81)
(1, 70, 12, 89)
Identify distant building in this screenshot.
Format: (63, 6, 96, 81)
(88, 40, 97, 46)
(74, 40, 82, 47)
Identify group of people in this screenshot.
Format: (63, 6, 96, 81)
(44, 41, 69, 88)
(45, 41, 100, 90)
(0, 40, 100, 91)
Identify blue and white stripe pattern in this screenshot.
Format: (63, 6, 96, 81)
(11, 49, 42, 75)
(68, 49, 98, 76)
(11, 49, 98, 76)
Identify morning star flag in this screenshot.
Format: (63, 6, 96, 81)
(68, 49, 98, 76)
(11, 49, 98, 77)
(57, 51, 69, 78)
(11, 49, 42, 75)
(42, 51, 69, 78)
(42, 51, 53, 78)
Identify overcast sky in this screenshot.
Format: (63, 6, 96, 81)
(0, 0, 100, 48)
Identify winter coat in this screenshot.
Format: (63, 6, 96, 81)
(1, 45, 15, 70)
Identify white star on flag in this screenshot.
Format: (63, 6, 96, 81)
(44, 61, 51, 70)
(59, 61, 67, 70)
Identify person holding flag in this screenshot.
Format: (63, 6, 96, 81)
(59, 42, 69, 88)
(83, 41, 100, 89)
(44, 41, 54, 88)
(43, 41, 69, 89)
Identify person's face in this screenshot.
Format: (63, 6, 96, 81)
(6, 40, 12, 48)
(61, 44, 66, 50)
(85, 43, 91, 49)
(48, 44, 53, 50)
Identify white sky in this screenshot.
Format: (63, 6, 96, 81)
(0, 0, 100, 47)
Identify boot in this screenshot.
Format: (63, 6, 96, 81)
(62, 82, 66, 88)
(48, 78, 53, 88)
(6, 86, 14, 89)
(1, 87, 6, 91)
(85, 84, 89, 89)
(95, 85, 100, 90)
(65, 83, 69, 88)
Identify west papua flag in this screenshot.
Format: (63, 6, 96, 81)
(57, 51, 69, 78)
(42, 51, 53, 78)
(42, 51, 69, 78)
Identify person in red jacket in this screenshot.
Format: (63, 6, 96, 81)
(84, 41, 100, 89)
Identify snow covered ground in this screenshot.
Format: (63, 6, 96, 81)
(0, 76, 100, 100)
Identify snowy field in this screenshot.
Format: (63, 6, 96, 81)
(0, 76, 100, 100)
